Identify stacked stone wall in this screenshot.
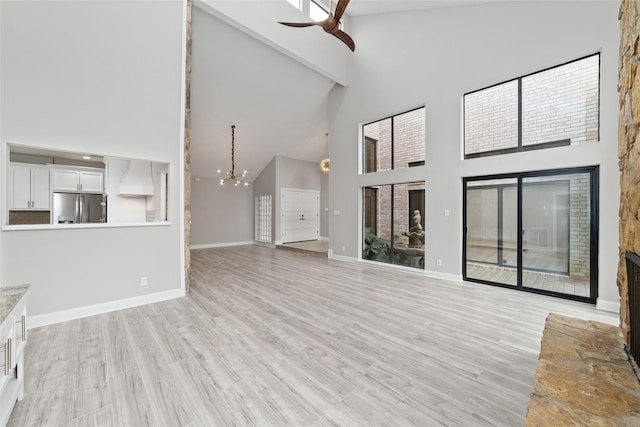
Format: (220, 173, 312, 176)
(618, 0, 640, 343)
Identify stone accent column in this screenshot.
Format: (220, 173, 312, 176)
(184, 0, 193, 293)
(618, 0, 640, 342)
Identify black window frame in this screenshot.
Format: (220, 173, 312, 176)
(462, 165, 599, 304)
(463, 53, 600, 159)
(361, 105, 426, 174)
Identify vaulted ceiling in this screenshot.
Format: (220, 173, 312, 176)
(190, 0, 502, 181)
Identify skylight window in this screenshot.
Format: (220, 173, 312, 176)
(310, 0, 328, 21)
(286, 0, 302, 10)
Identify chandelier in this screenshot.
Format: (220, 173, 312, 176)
(320, 132, 329, 172)
(217, 125, 249, 187)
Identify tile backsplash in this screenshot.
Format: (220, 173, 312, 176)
(9, 210, 50, 225)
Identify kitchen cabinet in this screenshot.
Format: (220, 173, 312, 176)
(8, 164, 50, 210)
(51, 168, 104, 193)
(0, 285, 29, 427)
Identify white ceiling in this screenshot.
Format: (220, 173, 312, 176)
(347, 0, 500, 16)
(190, 0, 504, 181)
(190, 6, 335, 181)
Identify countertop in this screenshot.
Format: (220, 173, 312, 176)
(0, 284, 30, 325)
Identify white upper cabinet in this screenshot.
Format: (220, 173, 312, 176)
(51, 168, 104, 193)
(9, 164, 50, 210)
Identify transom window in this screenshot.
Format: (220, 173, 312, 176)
(362, 106, 425, 173)
(464, 54, 600, 159)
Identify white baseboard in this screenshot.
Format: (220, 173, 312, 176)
(190, 241, 253, 249)
(328, 251, 462, 282)
(319, 236, 329, 241)
(424, 270, 464, 283)
(28, 288, 185, 329)
(327, 250, 354, 263)
(254, 241, 276, 248)
(596, 298, 620, 313)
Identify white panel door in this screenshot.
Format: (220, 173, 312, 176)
(281, 188, 319, 243)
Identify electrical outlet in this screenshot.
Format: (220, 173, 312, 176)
(342, 245, 346, 252)
(436, 259, 442, 267)
(140, 277, 148, 286)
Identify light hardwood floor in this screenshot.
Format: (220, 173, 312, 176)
(9, 245, 617, 426)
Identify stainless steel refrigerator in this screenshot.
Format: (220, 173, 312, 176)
(52, 192, 106, 224)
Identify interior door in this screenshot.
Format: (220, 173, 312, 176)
(281, 188, 319, 243)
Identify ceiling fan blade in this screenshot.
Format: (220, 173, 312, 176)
(333, 0, 350, 22)
(279, 21, 320, 28)
(332, 29, 355, 51)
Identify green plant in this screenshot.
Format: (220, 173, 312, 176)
(363, 228, 390, 262)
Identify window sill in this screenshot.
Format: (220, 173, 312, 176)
(2, 221, 172, 231)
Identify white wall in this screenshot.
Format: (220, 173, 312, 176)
(0, 0, 186, 319)
(328, 2, 620, 309)
(198, 0, 351, 85)
(274, 155, 322, 243)
(190, 177, 254, 246)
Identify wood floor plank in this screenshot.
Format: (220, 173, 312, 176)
(8, 245, 619, 426)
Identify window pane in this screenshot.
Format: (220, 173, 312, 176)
(393, 108, 425, 169)
(363, 185, 391, 263)
(465, 178, 518, 286)
(363, 118, 391, 173)
(392, 182, 425, 269)
(522, 173, 591, 298)
(464, 81, 518, 157)
(310, 0, 328, 21)
(522, 56, 599, 147)
(363, 181, 425, 269)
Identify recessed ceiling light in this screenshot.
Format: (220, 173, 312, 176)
(82, 155, 91, 160)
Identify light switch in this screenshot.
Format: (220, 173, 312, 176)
(334, 210, 341, 215)
(444, 209, 450, 217)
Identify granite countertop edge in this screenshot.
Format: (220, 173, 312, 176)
(0, 284, 30, 326)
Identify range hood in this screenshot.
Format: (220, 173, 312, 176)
(119, 159, 153, 196)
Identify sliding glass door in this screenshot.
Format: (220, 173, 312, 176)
(465, 178, 518, 287)
(463, 167, 598, 303)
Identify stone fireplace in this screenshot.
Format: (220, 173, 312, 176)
(627, 252, 640, 364)
(618, 0, 640, 360)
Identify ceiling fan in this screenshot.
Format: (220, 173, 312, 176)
(279, 0, 355, 52)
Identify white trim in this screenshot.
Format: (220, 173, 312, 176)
(596, 298, 620, 313)
(28, 288, 184, 329)
(274, 240, 283, 245)
(424, 270, 464, 283)
(190, 241, 253, 249)
(254, 241, 276, 248)
(327, 251, 354, 263)
(319, 236, 329, 241)
(327, 251, 463, 281)
(2, 221, 172, 231)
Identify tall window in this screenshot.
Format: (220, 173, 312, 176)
(363, 182, 425, 269)
(464, 54, 599, 158)
(361, 107, 426, 269)
(362, 107, 425, 173)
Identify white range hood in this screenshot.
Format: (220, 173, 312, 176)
(118, 159, 153, 196)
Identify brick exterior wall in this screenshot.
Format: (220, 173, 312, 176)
(465, 81, 519, 155)
(522, 55, 599, 146)
(464, 55, 599, 156)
